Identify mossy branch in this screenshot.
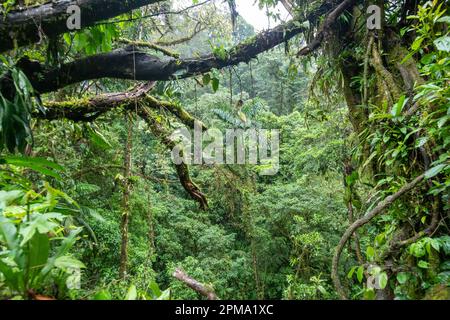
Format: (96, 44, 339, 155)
(118, 38, 180, 58)
(38, 83, 205, 130)
(137, 107, 209, 210)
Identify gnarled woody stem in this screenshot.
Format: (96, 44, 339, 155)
(331, 173, 425, 299)
(138, 107, 209, 211)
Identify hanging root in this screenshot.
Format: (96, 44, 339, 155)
(332, 173, 426, 299)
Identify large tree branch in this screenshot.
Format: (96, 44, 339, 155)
(36, 82, 206, 130)
(331, 173, 426, 300)
(0, 0, 164, 53)
(297, 0, 358, 56)
(6, 1, 334, 95)
(36, 82, 156, 121)
(137, 107, 209, 211)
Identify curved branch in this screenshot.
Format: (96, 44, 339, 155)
(25, 19, 306, 94)
(297, 0, 358, 56)
(41, 89, 209, 209)
(138, 107, 208, 210)
(331, 173, 426, 299)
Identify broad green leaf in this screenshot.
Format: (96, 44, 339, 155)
(27, 232, 50, 279)
(437, 16, 450, 24)
(93, 289, 112, 300)
(86, 125, 112, 150)
(391, 95, 408, 117)
(347, 266, 357, 279)
(378, 272, 388, 289)
(0, 258, 22, 292)
(434, 36, 450, 52)
(366, 246, 375, 260)
(357, 266, 364, 283)
(0, 190, 23, 209)
(430, 239, 440, 252)
(0, 215, 18, 250)
(2, 156, 63, 180)
(202, 73, 211, 86)
(148, 280, 162, 297)
(2, 156, 64, 171)
(212, 78, 219, 92)
(19, 213, 63, 246)
(157, 288, 171, 300)
(54, 256, 85, 270)
(397, 272, 409, 284)
(415, 136, 429, 148)
(411, 37, 424, 51)
(439, 236, 450, 255)
(425, 164, 446, 179)
(410, 242, 426, 257)
(125, 284, 137, 300)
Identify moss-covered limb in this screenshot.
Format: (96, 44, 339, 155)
(118, 38, 180, 58)
(9, 1, 334, 95)
(145, 95, 206, 130)
(137, 107, 209, 210)
(297, 0, 358, 56)
(0, 0, 165, 53)
(38, 83, 205, 131)
(41, 89, 209, 209)
(36, 82, 156, 121)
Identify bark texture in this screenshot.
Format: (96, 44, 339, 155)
(0, 0, 164, 52)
